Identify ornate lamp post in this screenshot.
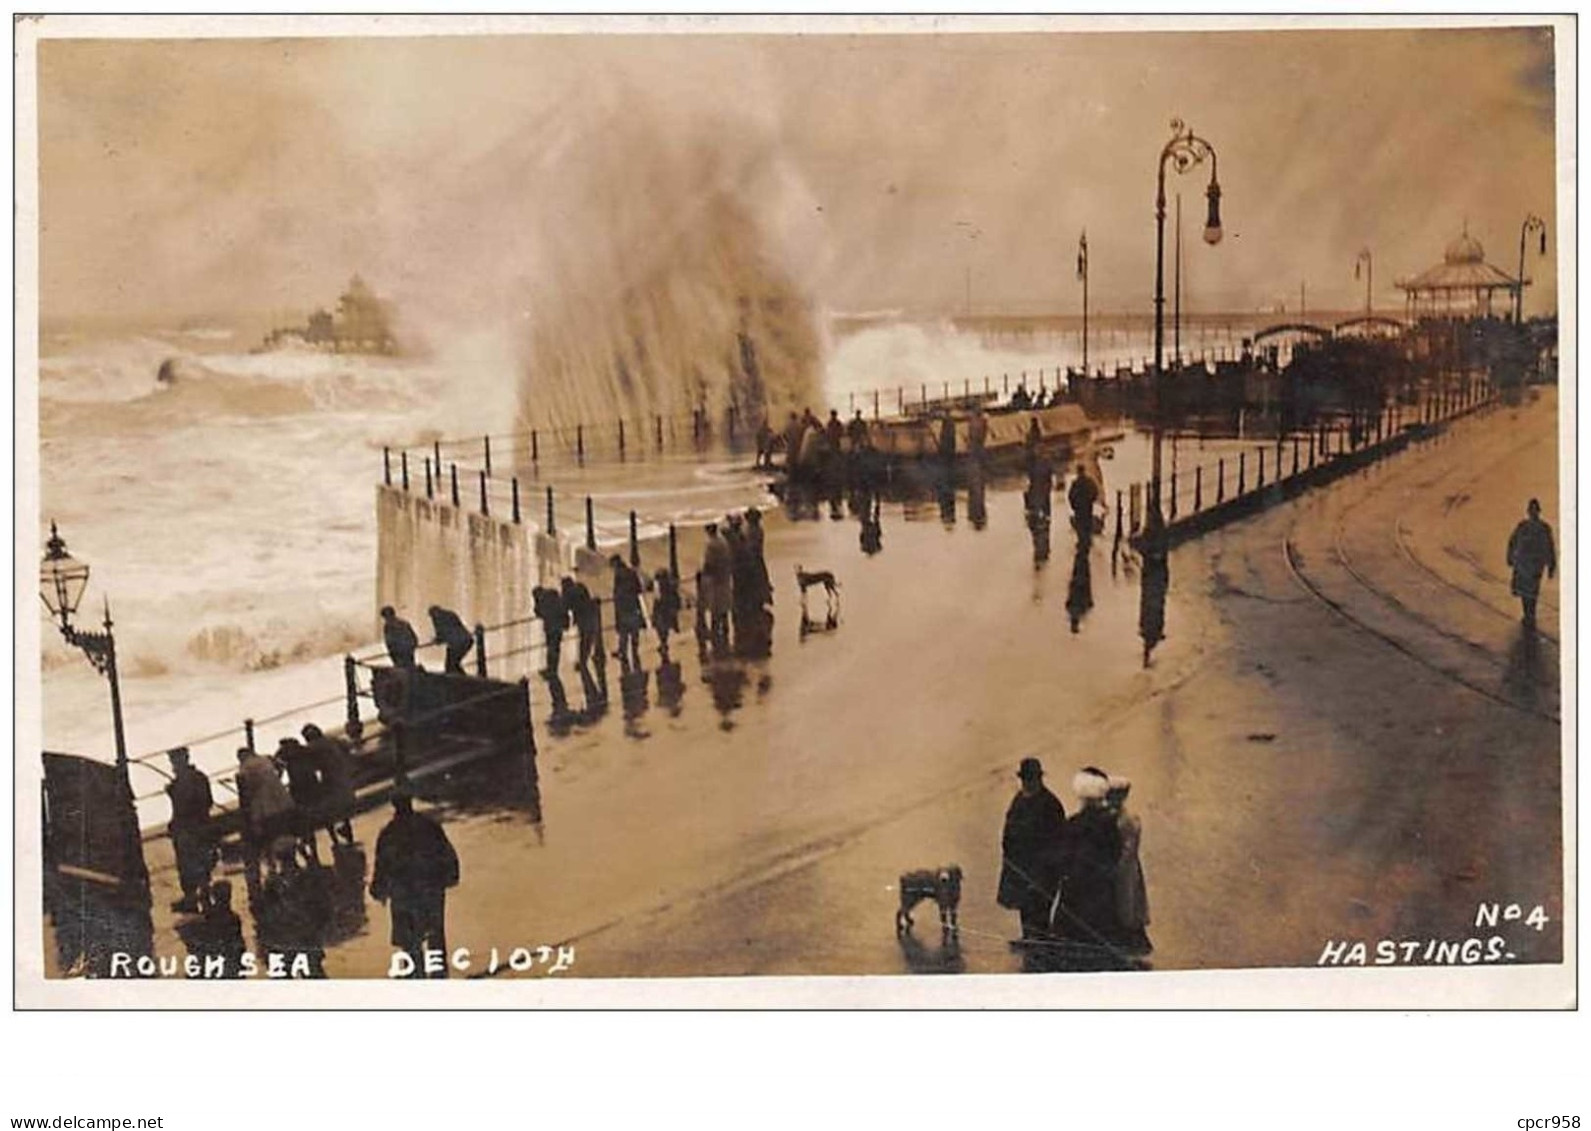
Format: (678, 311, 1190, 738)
(1152, 119, 1222, 504)
(1515, 214, 1547, 324)
(1355, 247, 1374, 316)
(40, 522, 130, 778)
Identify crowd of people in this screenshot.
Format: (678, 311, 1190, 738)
(163, 716, 461, 978)
(997, 757, 1150, 972)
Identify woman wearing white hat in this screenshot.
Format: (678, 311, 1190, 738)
(1056, 767, 1122, 962)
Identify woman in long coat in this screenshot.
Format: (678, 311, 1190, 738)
(1106, 777, 1151, 953)
(1056, 768, 1122, 962)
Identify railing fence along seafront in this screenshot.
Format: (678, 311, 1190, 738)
(115, 347, 1500, 848)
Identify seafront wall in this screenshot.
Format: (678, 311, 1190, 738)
(375, 484, 538, 664)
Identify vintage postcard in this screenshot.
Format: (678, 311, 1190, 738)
(12, 14, 1576, 1008)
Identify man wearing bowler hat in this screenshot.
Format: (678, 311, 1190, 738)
(997, 757, 1070, 945)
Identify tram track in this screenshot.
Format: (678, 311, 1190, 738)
(1279, 417, 1560, 725)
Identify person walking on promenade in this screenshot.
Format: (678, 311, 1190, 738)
(1506, 498, 1557, 630)
(1025, 451, 1055, 525)
(652, 569, 681, 660)
(700, 522, 734, 652)
(968, 404, 988, 462)
(847, 410, 870, 455)
(755, 419, 776, 469)
(825, 409, 845, 456)
(532, 584, 566, 675)
(997, 757, 1069, 948)
(427, 605, 474, 675)
(938, 413, 958, 462)
(274, 736, 324, 865)
(561, 575, 607, 701)
(745, 507, 773, 604)
(371, 788, 460, 979)
(1105, 776, 1151, 954)
(381, 606, 419, 670)
(1055, 768, 1123, 966)
(165, 746, 215, 913)
(1068, 463, 1101, 543)
(609, 554, 647, 668)
(235, 745, 296, 901)
(301, 724, 356, 848)
(1137, 504, 1170, 667)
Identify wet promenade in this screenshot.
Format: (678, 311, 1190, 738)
(128, 389, 1563, 982)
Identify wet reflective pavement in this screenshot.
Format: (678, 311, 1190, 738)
(124, 392, 1562, 979)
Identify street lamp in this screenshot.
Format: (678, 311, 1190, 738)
(40, 522, 129, 774)
(1515, 214, 1547, 324)
(1153, 119, 1222, 503)
(1077, 229, 1090, 380)
(1355, 247, 1373, 316)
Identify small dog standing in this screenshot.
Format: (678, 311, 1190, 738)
(795, 564, 840, 615)
(895, 865, 963, 940)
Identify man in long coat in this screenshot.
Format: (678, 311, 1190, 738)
(1506, 498, 1557, 629)
(997, 757, 1069, 943)
(165, 747, 215, 913)
(371, 788, 460, 978)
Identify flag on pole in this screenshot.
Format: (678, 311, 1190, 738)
(1076, 231, 1088, 281)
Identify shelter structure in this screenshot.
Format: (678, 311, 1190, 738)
(1395, 227, 1522, 320)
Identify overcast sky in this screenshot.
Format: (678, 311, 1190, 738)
(36, 23, 1560, 329)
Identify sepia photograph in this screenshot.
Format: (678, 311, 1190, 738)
(12, 13, 1575, 1008)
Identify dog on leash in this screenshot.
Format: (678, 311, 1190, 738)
(795, 565, 840, 610)
(895, 865, 963, 939)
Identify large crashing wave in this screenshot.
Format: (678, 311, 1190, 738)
(514, 107, 825, 436)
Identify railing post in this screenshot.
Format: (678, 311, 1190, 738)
(1003, 373, 1010, 397)
(433, 440, 442, 479)
(577, 423, 585, 461)
(1309, 429, 1317, 468)
(546, 486, 556, 534)
(244, 718, 256, 754)
(512, 477, 522, 524)
(1258, 447, 1266, 489)
(532, 429, 540, 463)
(1292, 435, 1300, 477)
(1114, 489, 1124, 544)
(668, 523, 679, 579)
(873, 389, 880, 420)
(474, 624, 488, 678)
(484, 435, 493, 475)
(344, 655, 360, 733)
(1238, 451, 1247, 494)
(1169, 470, 1178, 520)
(629, 510, 640, 567)
(401, 451, 410, 492)
(1193, 465, 1203, 511)
(585, 496, 596, 552)
(383, 447, 392, 486)
(618, 419, 626, 457)
(656, 415, 664, 449)
(479, 470, 489, 515)
(1217, 457, 1226, 502)
(920, 383, 927, 410)
(450, 464, 460, 508)
(424, 457, 433, 499)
